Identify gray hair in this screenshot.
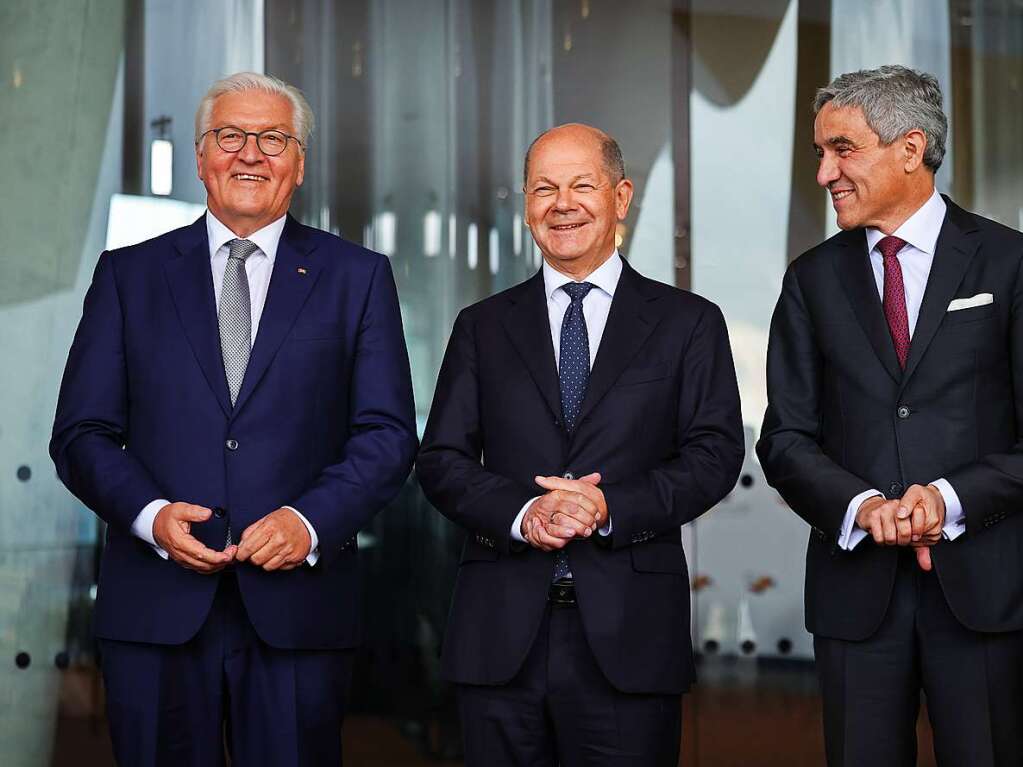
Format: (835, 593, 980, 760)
(523, 126, 626, 186)
(813, 65, 947, 172)
(194, 72, 315, 147)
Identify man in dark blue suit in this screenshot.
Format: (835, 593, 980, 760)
(50, 72, 417, 766)
(417, 124, 744, 765)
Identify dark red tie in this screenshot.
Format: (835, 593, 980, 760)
(878, 235, 910, 369)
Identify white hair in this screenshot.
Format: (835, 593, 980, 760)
(194, 72, 314, 147)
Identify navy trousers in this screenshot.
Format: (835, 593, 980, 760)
(815, 548, 1023, 767)
(457, 602, 682, 766)
(99, 571, 354, 767)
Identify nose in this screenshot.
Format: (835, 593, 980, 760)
(816, 153, 839, 188)
(553, 186, 576, 212)
(237, 133, 264, 163)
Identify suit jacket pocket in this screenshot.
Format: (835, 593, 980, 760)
(291, 320, 346, 340)
(631, 541, 684, 574)
(615, 361, 670, 387)
(460, 537, 500, 564)
(943, 304, 996, 325)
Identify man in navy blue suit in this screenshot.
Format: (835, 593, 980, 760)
(417, 124, 743, 765)
(50, 72, 417, 765)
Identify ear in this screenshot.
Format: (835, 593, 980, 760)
(195, 142, 205, 180)
(903, 128, 928, 173)
(295, 148, 305, 187)
(614, 178, 634, 220)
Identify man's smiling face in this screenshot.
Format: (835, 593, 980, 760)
(524, 125, 631, 273)
(813, 102, 911, 232)
(196, 90, 304, 237)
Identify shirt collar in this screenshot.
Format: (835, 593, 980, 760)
(865, 189, 946, 256)
(205, 210, 287, 264)
(542, 250, 623, 302)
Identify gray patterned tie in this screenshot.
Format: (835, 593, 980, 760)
(220, 238, 258, 406)
(219, 238, 258, 547)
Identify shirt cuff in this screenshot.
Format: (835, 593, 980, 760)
(133, 499, 170, 559)
(284, 506, 320, 566)
(511, 497, 541, 542)
(931, 478, 965, 541)
(598, 515, 612, 536)
(839, 489, 884, 551)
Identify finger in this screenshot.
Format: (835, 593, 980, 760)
(910, 505, 926, 542)
(895, 516, 912, 547)
(880, 508, 899, 545)
(174, 504, 213, 523)
(898, 484, 927, 511)
(552, 490, 598, 516)
(549, 514, 589, 537)
(869, 513, 885, 545)
(916, 546, 933, 571)
(171, 546, 222, 573)
(236, 519, 269, 560)
(525, 519, 551, 551)
(578, 472, 601, 485)
(549, 501, 597, 530)
(172, 533, 232, 565)
(261, 551, 289, 572)
(531, 521, 570, 549)
(248, 533, 283, 566)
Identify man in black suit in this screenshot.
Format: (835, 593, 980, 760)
(416, 123, 743, 765)
(758, 65, 1023, 766)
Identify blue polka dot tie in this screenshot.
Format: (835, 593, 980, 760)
(553, 281, 594, 581)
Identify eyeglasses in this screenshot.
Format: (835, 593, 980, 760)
(197, 126, 303, 156)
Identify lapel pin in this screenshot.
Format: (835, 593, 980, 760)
(297, 267, 307, 275)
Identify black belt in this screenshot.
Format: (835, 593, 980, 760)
(548, 579, 577, 605)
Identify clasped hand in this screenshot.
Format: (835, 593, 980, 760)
(520, 472, 608, 552)
(153, 503, 311, 574)
(855, 484, 945, 571)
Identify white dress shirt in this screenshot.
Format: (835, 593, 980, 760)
(510, 251, 623, 544)
(130, 211, 321, 566)
(839, 190, 966, 550)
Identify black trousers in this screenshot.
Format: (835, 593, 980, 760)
(457, 602, 682, 767)
(99, 571, 354, 767)
(814, 549, 1023, 767)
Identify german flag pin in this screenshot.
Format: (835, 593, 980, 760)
(297, 267, 307, 275)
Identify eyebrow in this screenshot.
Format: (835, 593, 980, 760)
(529, 173, 598, 185)
(814, 135, 855, 149)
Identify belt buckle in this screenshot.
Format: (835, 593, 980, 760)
(548, 579, 576, 605)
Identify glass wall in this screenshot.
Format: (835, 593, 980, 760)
(1, 1, 1021, 764)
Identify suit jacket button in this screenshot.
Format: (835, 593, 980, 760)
(225, 439, 239, 451)
(897, 406, 911, 419)
(889, 481, 903, 497)
(212, 506, 225, 519)
(563, 471, 575, 480)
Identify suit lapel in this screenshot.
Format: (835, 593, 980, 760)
(232, 215, 321, 415)
(164, 216, 232, 417)
(575, 260, 659, 426)
(833, 230, 903, 384)
(900, 200, 979, 389)
(501, 271, 563, 423)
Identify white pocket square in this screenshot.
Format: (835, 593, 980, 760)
(947, 293, 993, 312)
